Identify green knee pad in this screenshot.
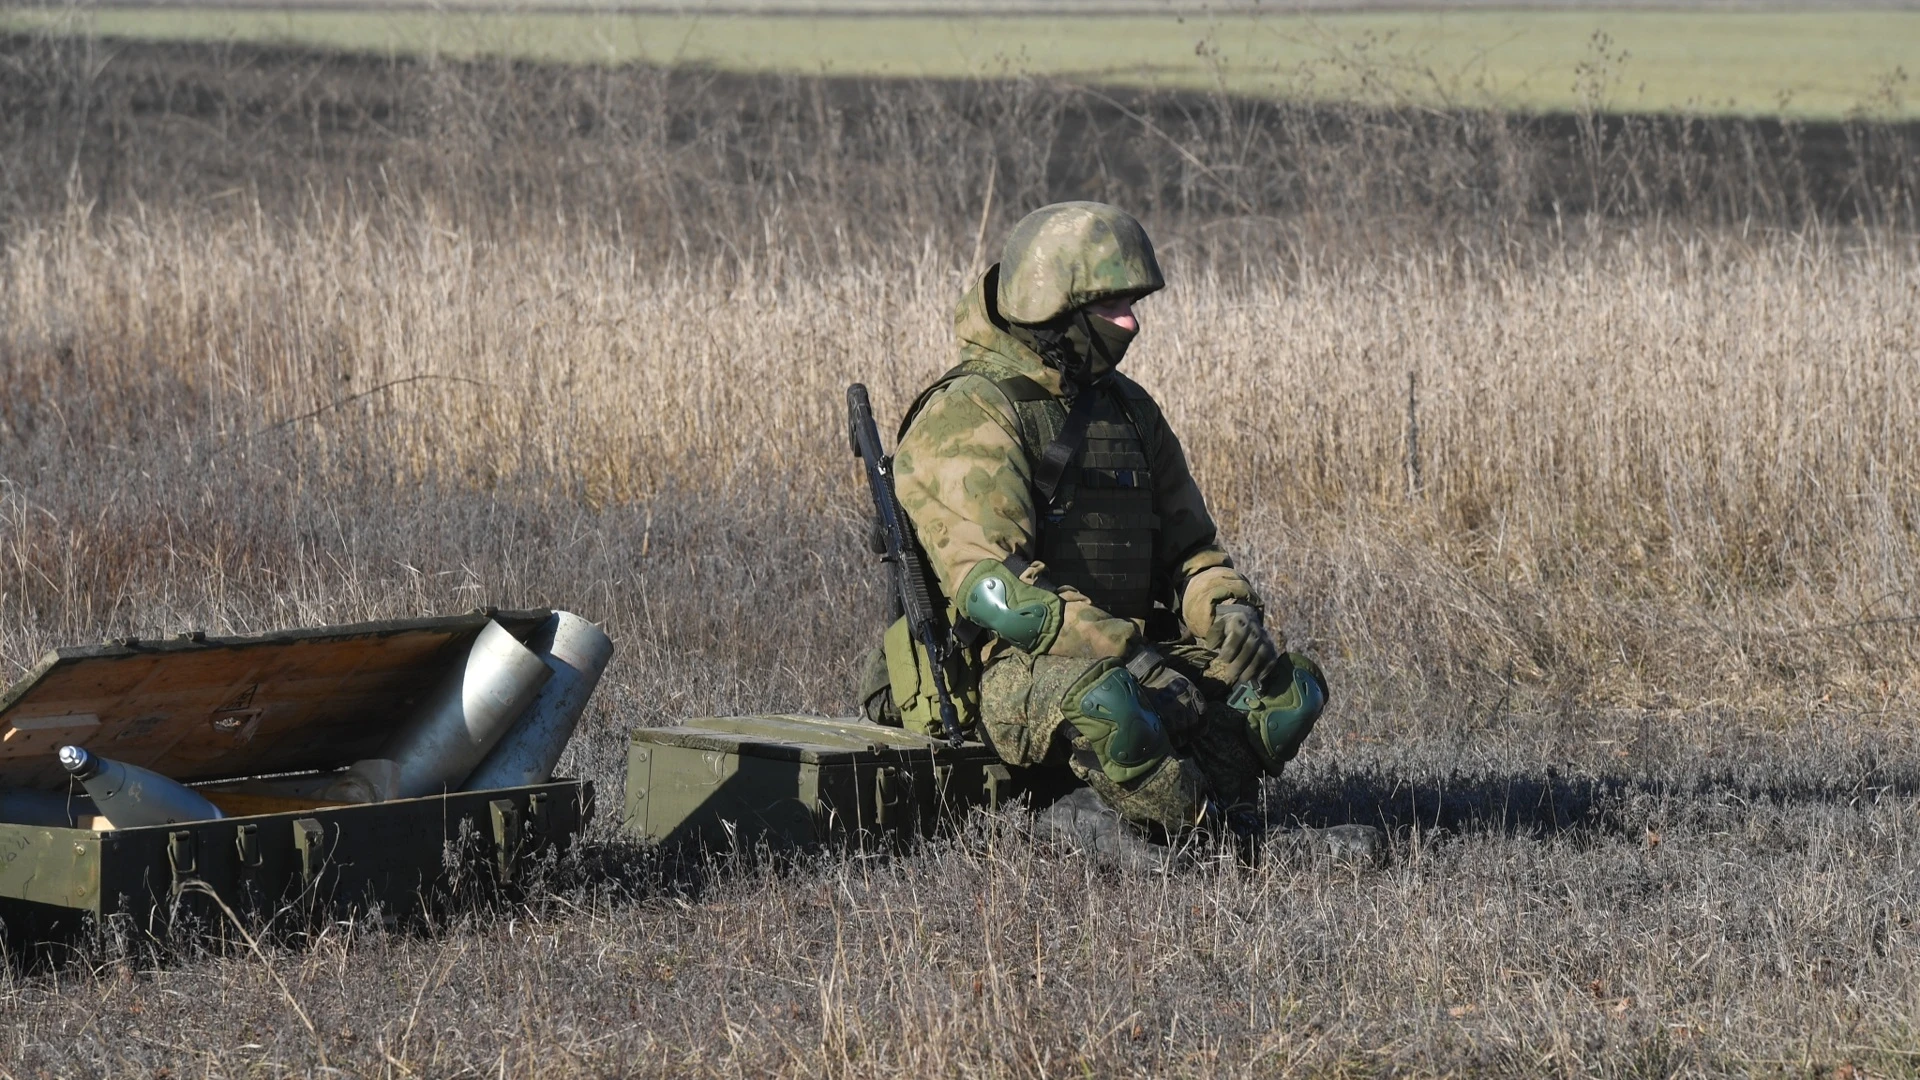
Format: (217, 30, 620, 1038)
(1062, 661, 1171, 785)
(1230, 653, 1328, 776)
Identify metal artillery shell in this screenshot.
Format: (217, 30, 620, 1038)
(57, 745, 225, 828)
(463, 612, 613, 792)
(337, 619, 552, 802)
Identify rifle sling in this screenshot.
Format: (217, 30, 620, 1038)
(1032, 385, 1101, 511)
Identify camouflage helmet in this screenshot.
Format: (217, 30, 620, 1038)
(995, 202, 1165, 326)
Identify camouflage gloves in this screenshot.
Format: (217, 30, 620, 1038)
(1203, 603, 1323, 775)
(1204, 602, 1282, 690)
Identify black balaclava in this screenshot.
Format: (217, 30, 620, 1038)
(1007, 305, 1138, 390)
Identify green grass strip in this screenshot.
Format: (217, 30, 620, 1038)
(4, 6, 1915, 119)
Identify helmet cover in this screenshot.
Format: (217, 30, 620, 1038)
(995, 202, 1165, 325)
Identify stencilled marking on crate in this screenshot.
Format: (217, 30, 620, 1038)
(215, 684, 257, 713)
(209, 684, 265, 746)
(0, 827, 101, 909)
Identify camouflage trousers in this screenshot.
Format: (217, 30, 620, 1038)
(975, 643, 1267, 830)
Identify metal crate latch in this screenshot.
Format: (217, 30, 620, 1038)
(167, 830, 198, 887)
(873, 766, 912, 829)
(527, 791, 551, 843)
(234, 823, 263, 868)
(984, 764, 1012, 809)
(489, 799, 522, 879)
(292, 817, 326, 885)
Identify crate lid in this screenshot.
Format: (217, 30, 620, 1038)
(634, 714, 1000, 765)
(0, 610, 551, 791)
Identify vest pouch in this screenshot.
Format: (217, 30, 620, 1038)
(882, 617, 982, 739)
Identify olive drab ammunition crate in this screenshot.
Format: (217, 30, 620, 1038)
(0, 612, 591, 935)
(624, 714, 1045, 849)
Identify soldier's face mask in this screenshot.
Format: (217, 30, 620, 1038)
(1068, 308, 1139, 382)
(1010, 300, 1140, 387)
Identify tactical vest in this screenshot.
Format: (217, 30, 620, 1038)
(904, 360, 1162, 620)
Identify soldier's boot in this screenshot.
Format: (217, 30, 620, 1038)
(1034, 787, 1171, 873)
(1184, 703, 1267, 823)
(1184, 744, 1388, 869)
(1265, 822, 1390, 867)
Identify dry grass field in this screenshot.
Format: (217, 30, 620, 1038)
(4, 27, 1920, 1077)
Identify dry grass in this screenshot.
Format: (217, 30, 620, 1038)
(3, 31, 1920, 1078)
(7, 205, 1918, 715)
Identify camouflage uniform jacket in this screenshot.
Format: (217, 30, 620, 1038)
(893, 271, 1260, 661)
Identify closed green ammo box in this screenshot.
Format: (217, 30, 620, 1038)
(624, 714, 1047, 850)
(0, 611, 591, 937)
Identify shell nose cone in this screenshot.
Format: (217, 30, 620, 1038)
(57, 745, 91, 773)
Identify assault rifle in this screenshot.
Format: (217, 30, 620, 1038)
(846, 383, 964, 746)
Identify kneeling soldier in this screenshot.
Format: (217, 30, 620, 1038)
(866, 202, 1377, 859)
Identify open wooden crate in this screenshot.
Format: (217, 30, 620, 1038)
(0, 611, 591, 936)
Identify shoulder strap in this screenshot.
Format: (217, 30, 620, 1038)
(897, 360, 1102, 513)
(896, 361, 1034, 437)
(1104, 374, 1161, 474)
(897, 360, 1051, 437)
(990, 374, 1052, 402)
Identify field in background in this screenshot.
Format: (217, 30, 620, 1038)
(4, 28, 1920, 1078)
(4, 4, 1919, 117)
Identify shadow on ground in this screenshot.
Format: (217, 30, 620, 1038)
(1274, 757, 1920, 841)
